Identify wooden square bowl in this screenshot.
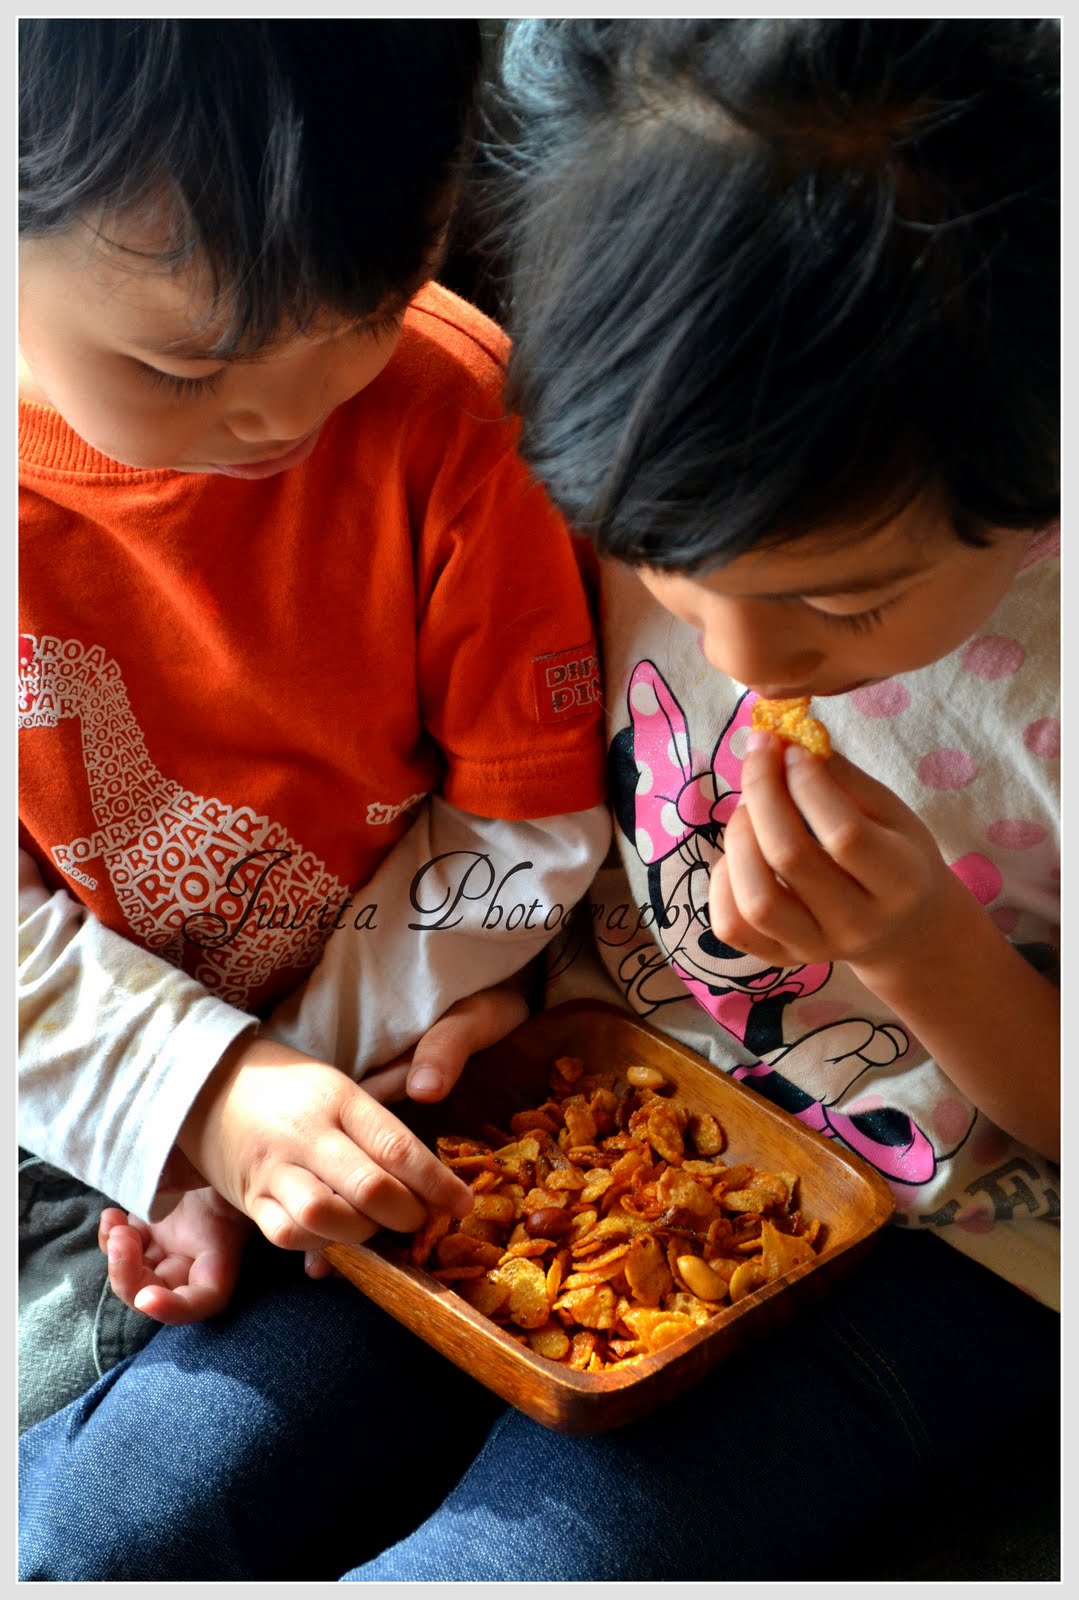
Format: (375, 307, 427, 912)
(324, 1000, 895, 1433)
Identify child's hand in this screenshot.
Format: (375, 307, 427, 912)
(176, 1037, 480, 1257)
(98, 1186, 253, 1324)
(709, 732, 959, 978)
(360, 985, 530, 1105)
(299, 985, 528, 1281)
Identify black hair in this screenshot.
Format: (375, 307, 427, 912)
(19, 19, 482, 355)
(486, 20, 1059, 570)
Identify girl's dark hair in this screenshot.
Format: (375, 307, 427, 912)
(19, 19, 482, 354)
(487, 20, 1059, 569)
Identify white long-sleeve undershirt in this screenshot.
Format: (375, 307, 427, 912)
(19, 798, 610, 1220)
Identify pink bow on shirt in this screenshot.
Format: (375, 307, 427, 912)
(628, 660, 756, 864)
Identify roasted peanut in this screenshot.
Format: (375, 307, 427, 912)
(523, 1206, 574, 1238)
(626, 1065, 669, 1091)
(728, 1259, 768, 1304)
(675, 1254, 730, 1301)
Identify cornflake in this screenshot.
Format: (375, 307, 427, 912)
(750, 695, 831, 759)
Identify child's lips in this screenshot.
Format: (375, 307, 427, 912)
(751, 677, 880, 698)
(817, 677, 880, 697)
(207, 426, 323, 479)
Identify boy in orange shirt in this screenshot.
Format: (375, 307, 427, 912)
(18, 16, 608, 1437)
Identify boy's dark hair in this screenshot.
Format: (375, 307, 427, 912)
(487, 20, 1060, 570)
(19, 19, 482, 355)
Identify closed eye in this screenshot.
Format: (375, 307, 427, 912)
(142, 364, 226, 399)
(818, 599, 898, 633)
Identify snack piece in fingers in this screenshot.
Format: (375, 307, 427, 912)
(751, 695, 832, 759)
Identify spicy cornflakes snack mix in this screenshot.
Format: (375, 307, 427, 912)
(407, 1056, 823, 1372)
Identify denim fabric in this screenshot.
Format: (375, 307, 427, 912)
(19, 1228, 1058, 1582)
(19, 1153, 156, 1434)
(346, 1228, 1059, 1582)
(19, 1232, 502, 1582)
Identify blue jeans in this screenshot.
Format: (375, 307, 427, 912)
(19, 1228, 1058, 1582)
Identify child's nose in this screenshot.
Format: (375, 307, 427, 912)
(704, 604, 824, 692)
(226, 382, 326, 445)
(225, 349, 349, 445)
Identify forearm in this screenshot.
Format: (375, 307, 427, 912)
(852, 875, 1060, 1161)
(263, 798, 611, 1075)
(18, 848, 255, 1218)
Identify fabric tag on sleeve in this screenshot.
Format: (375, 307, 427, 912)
(531, 640, 602, 724)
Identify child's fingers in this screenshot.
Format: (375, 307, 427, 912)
(127, 1284, 177, 1321)
(783, 746, 919, 893)
(98, 1207, 152, 1253)
(706, 852, 795, 965)
(252, 1164, 382, 1252)
(142, 1251, 201, 1291)
(304, 1249, 340, 1279)
(107, 1237, 198, 1308)
(719, 804, 824, 953)
(738, 737, 864, 904)
(249, 1193, 330, 1254)
(742, 736, 916, 911)
(105, 1225, 154, 1309)
(313, 1128, 446, 1234)
(183, 1246, 244, 1310)
(405, 988, 529, 1102)
(361, 987, 530, 1105)
(337, 1094, 474, 1219)
(359, 1061, 411, 1104)
(131, 1271, 232, 1325)
(248, 1184, 377, 1254)
(98, 1206, 128, 1252)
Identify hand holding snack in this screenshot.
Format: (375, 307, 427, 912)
(177, 1036, 475, 1255)
(303, 985, 529, 1280)
(710, 731, 963, 975)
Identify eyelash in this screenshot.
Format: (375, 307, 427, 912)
(139, 310, 400, 401)
(819, 600, 896, 634)
(144, 366, 225, 399)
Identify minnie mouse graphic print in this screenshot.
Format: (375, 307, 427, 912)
(549, 543, 1060, 1308)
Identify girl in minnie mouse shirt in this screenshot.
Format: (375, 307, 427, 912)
(560, 535, 1059, 1304)
(498, 18, 1060, 1309)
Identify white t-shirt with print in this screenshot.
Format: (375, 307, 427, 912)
(549, 533, 1060, 1309)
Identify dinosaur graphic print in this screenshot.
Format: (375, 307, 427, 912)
(19, 632, 351, 1009)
